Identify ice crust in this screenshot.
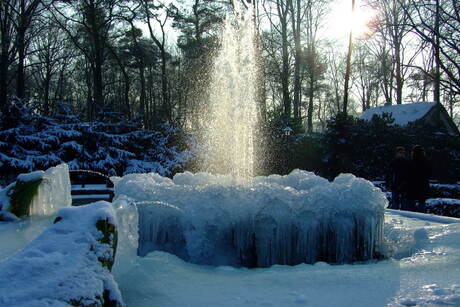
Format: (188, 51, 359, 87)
(114, 170, 387, 267)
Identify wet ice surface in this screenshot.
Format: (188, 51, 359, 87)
(0, 216, 53, 262)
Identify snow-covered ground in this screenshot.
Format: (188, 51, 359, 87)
(3, 209, 460, 306)
(113, 210, 460, 307)
(2, 170, 460, 306)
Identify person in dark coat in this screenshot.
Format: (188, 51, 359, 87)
(407, 145, 431, 212)
(386, 146, 410, 210)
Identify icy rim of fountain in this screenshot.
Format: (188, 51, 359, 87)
(114, 170, 387, 267)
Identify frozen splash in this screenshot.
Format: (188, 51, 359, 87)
(201, 4, 258, 180)
(113, 170, 387, 267)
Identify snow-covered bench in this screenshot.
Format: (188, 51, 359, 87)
(0, 201, 122, 306)
(70, 170, 114, 206)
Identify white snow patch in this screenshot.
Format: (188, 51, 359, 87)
(427, 198, 460, 207)
(17, 170, 45, 182)
(360, 102, 436, 126)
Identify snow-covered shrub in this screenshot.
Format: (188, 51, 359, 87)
(0, 99, 192, 181)
(426, 198, 460, 218)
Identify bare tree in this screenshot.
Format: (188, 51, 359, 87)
(403, 0, 460, 100)
(368, 0, 415, 105)
(47, 0, 118, 120)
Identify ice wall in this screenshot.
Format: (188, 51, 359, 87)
(114, 170, 387, 267)
(27, 164, 72, 215)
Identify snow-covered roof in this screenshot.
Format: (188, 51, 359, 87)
(360, 102, 437, 126)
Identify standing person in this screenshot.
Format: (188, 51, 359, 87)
(386, 146, 410, 210)
(407, 145, 431, 212)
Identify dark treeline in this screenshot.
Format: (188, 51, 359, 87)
(1, 0, 459, 130)
(0, 0, 459, 179)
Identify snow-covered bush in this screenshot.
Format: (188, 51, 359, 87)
(0, 99, 192, 182)
(426, 198, 460, 218)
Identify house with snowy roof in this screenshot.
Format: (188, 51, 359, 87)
(360, 102, 460, 136)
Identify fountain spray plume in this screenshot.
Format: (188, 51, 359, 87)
(201, 1, 259, 181)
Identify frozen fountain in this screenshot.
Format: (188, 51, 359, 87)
(113, 4, 386, 268)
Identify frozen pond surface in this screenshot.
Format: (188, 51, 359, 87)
(112, 210, 460, 307)
(0, 216, 53, 262)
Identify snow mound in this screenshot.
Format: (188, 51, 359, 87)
(114, 170, 387, 267)
(0, 201, 122, 306)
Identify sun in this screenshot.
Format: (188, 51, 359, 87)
(326, 0, 375, 40)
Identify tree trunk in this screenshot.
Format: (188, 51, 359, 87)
(0, 36, 9, 110)
(16, 34, 26, 99)
(160, 48, 169, 121)
(281, 15, 291, 119)
(139, 64, 146, 126)
(307, 75, 314, 133)
(394, 41, 403, 104)
(291, 0, 301, 120)
(433, 0, 440, 104)
(342, 0, 355, 114)
(93, 54, 104, 118)
(43, 68, 51, 115)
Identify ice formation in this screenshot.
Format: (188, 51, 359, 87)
(0, 164, 72, 217)
(114, 170, 387, 267)
(27, 164, 72, 215)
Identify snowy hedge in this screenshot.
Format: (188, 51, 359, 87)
(426, 198, 460, 218)
(0, 100, 192, 183)
(0, 201, 122, 306)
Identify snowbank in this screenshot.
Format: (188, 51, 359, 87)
(0, 201, 122, 306)
(114, 170, 387, 267)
